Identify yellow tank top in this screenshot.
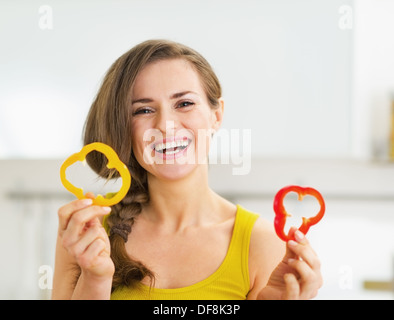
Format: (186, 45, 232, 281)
(104, 205, 259, 300)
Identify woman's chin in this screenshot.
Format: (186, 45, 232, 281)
(148, 162, 201, 182)
(139, 145, 209, 182)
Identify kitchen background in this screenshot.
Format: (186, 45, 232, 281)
(0, 0, 393, 299)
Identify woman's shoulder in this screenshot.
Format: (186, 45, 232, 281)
(235, 205, 282, 250)
(247, 208, 286, 295)
(250, 215, 284, 251)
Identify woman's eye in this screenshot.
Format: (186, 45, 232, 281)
(133, 108, 152, 115)
(178, 101, 194, 108)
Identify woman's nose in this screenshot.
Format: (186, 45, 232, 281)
(156, 108, 178, 135)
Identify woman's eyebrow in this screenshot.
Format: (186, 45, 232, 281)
(170, 91, 197, 99)
(132, 91, 198, 105)
(131, 98, 153, 105)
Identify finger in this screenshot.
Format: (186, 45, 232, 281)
(287, 258, 316, 285)
(62, 206, 111, 247)
(294, 229, 308, 244)
(67, 224, 108, 259)
(67, 205, 110, 231)
(283, 227, 299, 261)
(83, 213, 106, 231)
(287, 234, 323, 298)
(78, 238, 108, 270)
(283, 273, 300, 300)
(85, 192, 96, 199)
(58, 198, 93, 232)
(288, 259, 321, 299)
(89, 238, 110, 258)
(294, 230, 319, 255)
(287, 239, 321, 271)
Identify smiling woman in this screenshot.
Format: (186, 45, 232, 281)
(52, 39, 323, 300)
(82, 40, 227, 290)
(129, 58, 223, 180)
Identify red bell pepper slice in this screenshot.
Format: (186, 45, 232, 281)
(273, 185, 325, 242)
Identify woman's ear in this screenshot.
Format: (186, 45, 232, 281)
(211, 98, 224, 132)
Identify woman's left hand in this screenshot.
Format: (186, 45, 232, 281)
(258, 228, 323, 300)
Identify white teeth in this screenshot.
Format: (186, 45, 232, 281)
(154, 139, 190, 153)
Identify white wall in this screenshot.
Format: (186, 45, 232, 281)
(352, 0, 394, 160)
(0, 0, 352, 159)
(1, 0, 394, 300)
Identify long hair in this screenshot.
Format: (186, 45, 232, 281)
(83, 39, 222, 290)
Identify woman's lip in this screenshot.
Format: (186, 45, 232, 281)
(152, 137, 192, 160)
(150, 136, 191, 151)
(162, 143, 190, 160)
(154, 136, 189, 146)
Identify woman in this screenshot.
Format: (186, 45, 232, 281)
(52, 39, 322, 300)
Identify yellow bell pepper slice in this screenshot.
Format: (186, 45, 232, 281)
(60, 142, 131, 206)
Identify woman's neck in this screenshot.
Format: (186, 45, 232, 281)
(143, 165, 218, 232)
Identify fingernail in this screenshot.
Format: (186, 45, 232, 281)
(102, 206, 111, 213)
(81, 199, 93, 206)
(288, 240, 297, 247)
(294, 230, 304, 242)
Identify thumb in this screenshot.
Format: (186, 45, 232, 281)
(283, 227, 298, 261)
(85, 192, 96, 199)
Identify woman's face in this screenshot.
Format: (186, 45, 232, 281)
(130, 58, 223, 181)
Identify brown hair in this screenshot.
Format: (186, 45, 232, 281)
(83, 39, 222, 290)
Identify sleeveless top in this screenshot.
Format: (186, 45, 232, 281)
(103, 204, 259, 300)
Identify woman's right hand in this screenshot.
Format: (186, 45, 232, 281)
(57, 196, 115, 281)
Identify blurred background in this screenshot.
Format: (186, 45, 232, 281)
(0, 0, 393, 299)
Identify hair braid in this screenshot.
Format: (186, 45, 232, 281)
(105, 166, 154, 289)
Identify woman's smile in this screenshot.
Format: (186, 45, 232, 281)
(153, 137, 192, 158)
